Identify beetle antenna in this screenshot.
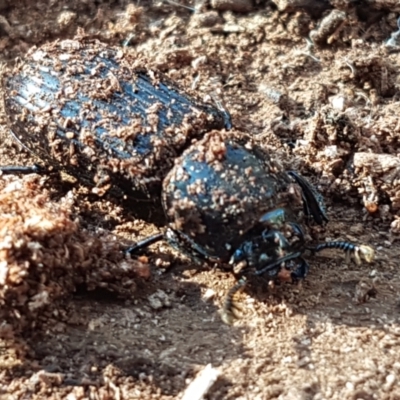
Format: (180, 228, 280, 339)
(308, 241, 374, 265)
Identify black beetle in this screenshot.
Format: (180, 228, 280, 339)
(1, 37, 375, 323)
(129, 130, 374, 323)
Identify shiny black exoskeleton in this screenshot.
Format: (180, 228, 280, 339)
(3, 37, 227, 216)
(1, 38, 375, 324)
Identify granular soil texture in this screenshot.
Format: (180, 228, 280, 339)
(1, 1, 400, 399)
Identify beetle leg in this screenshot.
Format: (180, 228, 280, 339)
(288, 171, 328, 225)
(223, 251, 304, 324)
(255, 250, 302, 276)
(0, 164, 45, 174)
(308, 241, 375, 264)
(221, 277, 247, 325)
(231, 226, 305, 275)
(128, 227, 223, 263)
(165, 228, 220, 265)
(230, 229, 292, 269)
(290, 257, 310, 280)
(262, 230, 290, 255)
(127, 233, 164, 254)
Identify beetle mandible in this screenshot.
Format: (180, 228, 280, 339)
(1, 37, 375, 323)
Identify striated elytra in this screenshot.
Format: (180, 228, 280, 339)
(4, 37, 227, 205)
(2, 37, 375, 324)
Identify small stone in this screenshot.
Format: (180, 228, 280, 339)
(324, 145, 338, 159)
(349, 223, 363, 234)
(384, 373, 396, 391)
(148, 290, 171, 310)
(330, 95, 347, 111)
(297, 357, 310, 367)
(386, 374, 395, 385)
(203, 288, 216, 301)
(57, 10, 77, 29)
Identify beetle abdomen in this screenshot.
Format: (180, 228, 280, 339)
(4, 38, 226, 200)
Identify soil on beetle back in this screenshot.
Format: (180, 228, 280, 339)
(0, 1, 400, 399)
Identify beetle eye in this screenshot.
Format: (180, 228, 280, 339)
(231, 248, 245, 263)
(235, 249, 245, 260)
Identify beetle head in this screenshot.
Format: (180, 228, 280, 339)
(229, 208, 306, 278)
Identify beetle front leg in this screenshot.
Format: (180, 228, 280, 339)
(222, 251, 303, 325)
(128, 228, 220, 265)
(126, 233, 164, 254)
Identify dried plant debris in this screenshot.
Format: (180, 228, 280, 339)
(181, 364, 220, 400)
(292, 106, 360, 174)
(0, 175, 147, 333)
(309, 9, 347, 46)
(353, 152, 400, 218)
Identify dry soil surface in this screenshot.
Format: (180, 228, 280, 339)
(1, 1, 400, 399)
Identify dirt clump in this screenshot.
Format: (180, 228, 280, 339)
(0, 174, 148, 335)
(0, 1, 400, 399)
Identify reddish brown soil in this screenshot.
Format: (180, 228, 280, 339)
(1, 1, 400, 399)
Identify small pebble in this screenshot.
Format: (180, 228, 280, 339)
(211, 0, 253, 13)
(203, 288, 216, 301)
